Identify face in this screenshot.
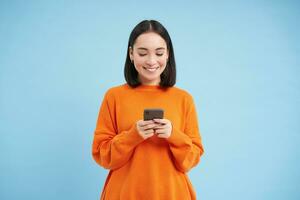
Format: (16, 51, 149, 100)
(129, 32, 169, 85)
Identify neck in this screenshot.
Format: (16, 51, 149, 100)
(138, 76, 160, 86)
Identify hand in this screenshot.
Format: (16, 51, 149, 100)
(153, 118, 172, 139)
(136, 120, 157, 139)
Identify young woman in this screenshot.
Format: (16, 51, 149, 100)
(92, 20, 204, 200)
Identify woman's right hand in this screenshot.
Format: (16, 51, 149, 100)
(136, 120, 157, 139)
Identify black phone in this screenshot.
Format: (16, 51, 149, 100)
(143, 109, 164, 121)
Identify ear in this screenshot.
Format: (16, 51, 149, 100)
(129, 46, 133, 61)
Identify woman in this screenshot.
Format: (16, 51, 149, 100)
(92, 19, 204, 200)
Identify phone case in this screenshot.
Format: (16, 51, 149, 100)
(144, 109, 164, 120)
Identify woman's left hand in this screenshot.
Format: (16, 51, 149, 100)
(152, 118, 172, 139)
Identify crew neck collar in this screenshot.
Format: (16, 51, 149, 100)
(124, 83, 170, 91)
(137, 84, 161, 90)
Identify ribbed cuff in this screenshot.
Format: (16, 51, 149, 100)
(122, 123, 145, 146)
(166, 126, 192, 146)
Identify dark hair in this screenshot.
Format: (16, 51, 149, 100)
(124, 20, 176, 88)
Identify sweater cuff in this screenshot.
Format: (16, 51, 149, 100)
(166, 126, 192, 146)
(123, 123, 145, 146)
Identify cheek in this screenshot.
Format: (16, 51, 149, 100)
(158, 57, 168, 66)
(134, 59, 145, 68)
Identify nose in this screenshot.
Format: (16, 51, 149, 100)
(145, 55, 157, 66)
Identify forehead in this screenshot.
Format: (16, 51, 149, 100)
(134, 32, 167, 49)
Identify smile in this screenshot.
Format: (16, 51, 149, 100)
(143, 67, 159, 72)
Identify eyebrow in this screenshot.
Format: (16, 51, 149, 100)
(137, 47, 166, 51)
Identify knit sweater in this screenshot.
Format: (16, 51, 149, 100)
(92, 84, 204, 200)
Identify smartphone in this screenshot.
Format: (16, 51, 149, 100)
(143, 109, 164, 121)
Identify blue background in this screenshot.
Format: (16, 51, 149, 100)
(1, 0, 299, 199)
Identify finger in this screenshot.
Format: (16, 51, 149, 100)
(144, 132, 154, 138)
(139, 120, 155, 127)
(153, 118, 169, 125)
(154, 123, 172, 130)
(137, 120, 150, 127)
(137, 120, 144, 126)
(157, 133, 167, 138)
(143, 123, 158, 130)
(153, 124, 168, 130)
(143, 129, 154, 135)
(155, 129, 166, 134)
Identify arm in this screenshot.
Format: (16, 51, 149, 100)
(92, 92, 144, 170)
(166, 96, 204, 173)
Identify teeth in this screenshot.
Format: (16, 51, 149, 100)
(144, 67, 159, 72)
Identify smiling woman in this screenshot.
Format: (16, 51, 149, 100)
(92, 20, 204, 200)
(124, 20, 176, 88)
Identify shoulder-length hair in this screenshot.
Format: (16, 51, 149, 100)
(124, 20, 176, 88)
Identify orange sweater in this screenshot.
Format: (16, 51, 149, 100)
(92, 84, 204, 200)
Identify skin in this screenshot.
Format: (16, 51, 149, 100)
(129, 32, 172, 140)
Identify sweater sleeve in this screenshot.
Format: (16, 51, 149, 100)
(166, 95, 204, 173)
(92, 91, 144, 170)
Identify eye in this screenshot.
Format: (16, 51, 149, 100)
(156, 53, 163, 56)
(138, 54, 147, 57)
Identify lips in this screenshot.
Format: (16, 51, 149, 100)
(143, 67, 159, 72)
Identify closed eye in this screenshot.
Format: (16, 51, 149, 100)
(138, 53, 164, 57)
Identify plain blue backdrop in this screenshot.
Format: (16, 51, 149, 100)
(1, 0, 299, 199)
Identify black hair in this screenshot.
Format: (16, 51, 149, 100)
(124, 20, 176, 88)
